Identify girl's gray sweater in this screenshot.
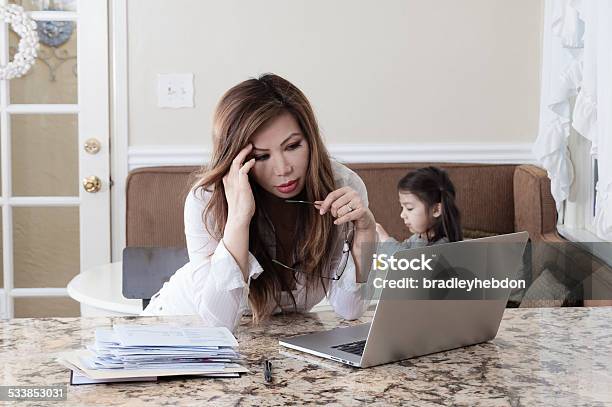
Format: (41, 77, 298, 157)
(379, 234, 449, 257)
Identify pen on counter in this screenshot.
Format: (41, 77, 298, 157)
(263, 360, 272, 383)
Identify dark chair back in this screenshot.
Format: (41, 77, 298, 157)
(122, 247, 189, 309)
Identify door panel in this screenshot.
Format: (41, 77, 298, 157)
(9, 21, 78, 104)
(13, 206, 79, 288)
(14, 296, 79, 318)
(11, 114, 78, 196)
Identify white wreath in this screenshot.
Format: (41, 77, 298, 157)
(0, 4, 39, 80)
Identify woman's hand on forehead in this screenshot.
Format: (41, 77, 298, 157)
(222, 143, 257, 226)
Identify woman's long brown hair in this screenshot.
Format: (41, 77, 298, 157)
(191, 73, 337, 323)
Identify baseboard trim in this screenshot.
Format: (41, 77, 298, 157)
(128, 143, 536, 170)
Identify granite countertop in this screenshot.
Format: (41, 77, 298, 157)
(1, 307, 611, 406)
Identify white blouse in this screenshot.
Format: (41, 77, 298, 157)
(141, 160, 372, 332)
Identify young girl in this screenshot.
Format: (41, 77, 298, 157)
(376, 166, 463, 253)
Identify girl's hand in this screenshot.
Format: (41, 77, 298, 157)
(222, 144, 256, 227)
(315, 186, 375, 231)
(376, 223, 390, 241)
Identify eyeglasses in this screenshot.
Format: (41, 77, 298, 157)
(271, 200, 353, 281)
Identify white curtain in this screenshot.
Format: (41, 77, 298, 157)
(533, 0, 580, 211)
(534, 0, 612, 240)
(591, 1, 612, 240)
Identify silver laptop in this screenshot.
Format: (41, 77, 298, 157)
(279, 232, 529, 368)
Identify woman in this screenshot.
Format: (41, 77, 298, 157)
(142, 74, 377, 332)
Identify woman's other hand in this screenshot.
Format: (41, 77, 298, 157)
(315, 186, 376, 283)
(223, 144, 256, 227)
(376, 223, 391, 241)
(315, 186, 375, 231)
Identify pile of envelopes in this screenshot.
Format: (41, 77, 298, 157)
(57, 324, 248, 384)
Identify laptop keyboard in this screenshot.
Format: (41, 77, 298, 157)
(332, 340, 366, 356)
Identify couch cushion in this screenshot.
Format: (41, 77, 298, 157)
(513, 165, 558, 240)
(126, 166, 198, 247)
(126, 163, 518, 248)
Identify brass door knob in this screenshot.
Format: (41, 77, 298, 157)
(84, 138, 101, 154)
(82, 176, 102, 193)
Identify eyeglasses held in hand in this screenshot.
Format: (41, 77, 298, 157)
(272, 200, 353, 280)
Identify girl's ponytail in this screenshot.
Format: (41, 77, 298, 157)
(439, 187, 463, 242)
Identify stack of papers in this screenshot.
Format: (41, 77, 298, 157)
(57, 325, 248, 384)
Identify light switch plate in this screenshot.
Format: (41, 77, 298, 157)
(157, 73, 194, 108)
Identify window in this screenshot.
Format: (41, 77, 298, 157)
(559, 129, 599, 241)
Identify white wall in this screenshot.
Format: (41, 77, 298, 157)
(126, 0, 543, 148)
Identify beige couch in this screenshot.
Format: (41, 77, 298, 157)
(125, 163, 611, 307)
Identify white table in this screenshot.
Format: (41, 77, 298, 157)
(67, 261, 338, 317)
(67, 262, 142, 316)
